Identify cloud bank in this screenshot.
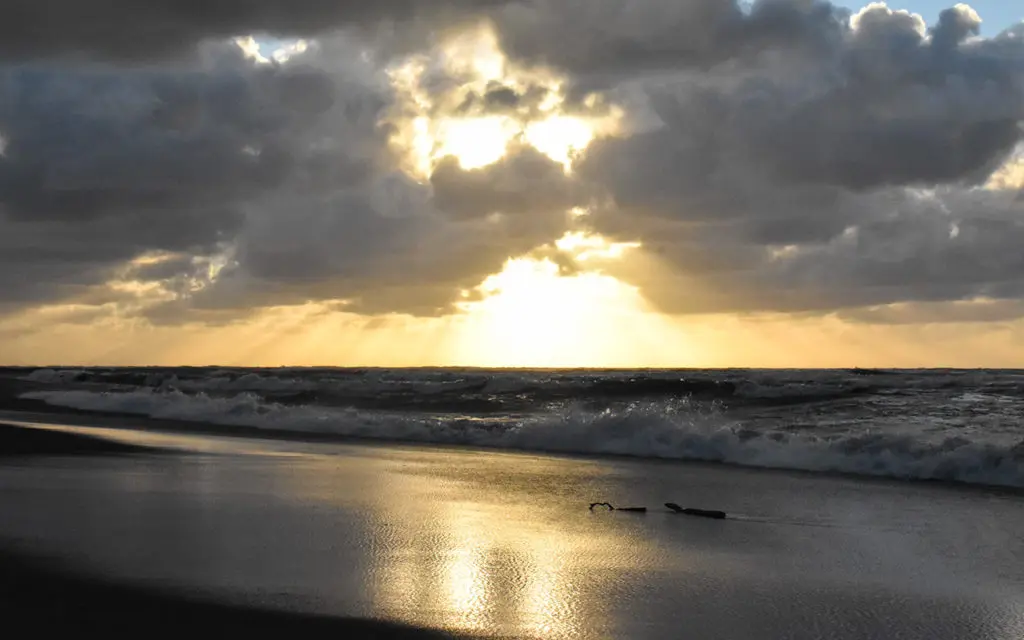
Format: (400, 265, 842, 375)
(0, 1, 1022, 331)
(0, 1, 504, 60)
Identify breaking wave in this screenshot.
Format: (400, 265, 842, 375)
(27, 366, 1023, 414)
(21, 388, 1024, 490)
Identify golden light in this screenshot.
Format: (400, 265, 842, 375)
(445, 531, 488, 628)
(987, 153, 1024, 190)
(523, 117, 595, 168)
(381, 24, 639, 368)
(385, 23, 621, 177)
(446, 230, 698, 368)
(554, 232, 642, 261)
(438, 23, 506, 82)
(431, 116, 520, 170)
(454, 258, 629, 368)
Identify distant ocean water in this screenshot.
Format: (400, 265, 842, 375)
(17, 367, 1024, 489)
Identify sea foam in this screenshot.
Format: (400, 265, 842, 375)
(21, 389, 1024, 489)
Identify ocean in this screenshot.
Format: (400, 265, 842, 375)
(3, 367, 1024, 638)
(16, 366, 1024, 489)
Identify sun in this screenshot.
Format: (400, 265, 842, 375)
(418, 115, 520, 170)
(453, 258, 635, 367)
(448, 234, 690, 368)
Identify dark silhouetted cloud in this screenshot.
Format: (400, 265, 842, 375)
(0, 0, 506, 60)
(492, 0, 849, 81)
(0, 1, 1022, 328)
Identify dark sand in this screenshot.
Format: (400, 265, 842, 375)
(0, 421, 160, 457)
(0, 420, 469, 639)
(2, 415, 1024, 639)
(0, 546, 467, 638)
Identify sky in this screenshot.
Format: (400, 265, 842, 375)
(871, 1, 1020, 33)
(0, 1, 1022, 368)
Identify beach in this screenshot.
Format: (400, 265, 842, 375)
(2, 412, 1023, 639)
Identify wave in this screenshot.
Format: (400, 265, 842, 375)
(21, 389, 1024, 490)
(23, 366, 995, 411)
(20, 367, 735, 398)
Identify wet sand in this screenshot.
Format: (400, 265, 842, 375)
(0, 547, 466, 638)
(0, 421, 161, 457)
(2, 418, 1024, 638)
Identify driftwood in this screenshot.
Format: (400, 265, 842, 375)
(588, 502, 647, 513)
(664, 502, 727, 519)
(589, 502, 727, 518)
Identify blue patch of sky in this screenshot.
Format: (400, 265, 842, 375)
(838, 1, 1021, 35)
(736, 1, 1020, 35)
(255, 36, 295, 53)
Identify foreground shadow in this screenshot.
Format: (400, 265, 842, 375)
(0, 422, 161, 457)
(0, 546, 472, 639)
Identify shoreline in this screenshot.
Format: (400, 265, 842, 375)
(4, 403, 1023, 497)
(3, 402, 1023, 638)
(1, 371, 1022, 496)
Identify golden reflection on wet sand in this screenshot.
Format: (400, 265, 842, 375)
(5, 423, 1024, 639)
(360, 452, 602, 637)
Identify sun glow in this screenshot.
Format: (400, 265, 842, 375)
(523, 117, 596, 167)
(449, 233, 683, 368)
(987, 150, 1024, 190)
(554, 232, 642, 261)
(386, 24, 621, 177)
(381, 25, 644, 366)
(455, 258, 637, 367)
(417, 115, 520, 171)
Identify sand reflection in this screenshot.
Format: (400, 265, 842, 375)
(350, 450, 615, 637)
(368, 498, 588, 637)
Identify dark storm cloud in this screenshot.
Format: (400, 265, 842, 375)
(483, 85, 522, 109)
(549, 3, 1024, 319)
(0, 54, 342, 223)
(430, 145, 582, 219)
(0, 28, 582, 321)
(576, 7, 1024, 195)
(0, 39, 391, 310)
(771, 188, 1024, 303)
(2, 1, 1024, 328)
(492, 0, 849, 80)
(590, 183, 1024, 316)
(0, 0, 506, 60)
(455, 83, 556, 117)
(0, 205, 243, 310)
(199, 161, 573, 317)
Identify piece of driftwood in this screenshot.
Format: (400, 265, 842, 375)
(588, 502, 647, 513)
(664, 502, 727, 519)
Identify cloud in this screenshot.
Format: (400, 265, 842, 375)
(0, 23, 591, 322)
(140, 163, 575, 320)
(575, 7, 1023, 191)
(0, 0, 506, 60)
(1, 3, 1023, 331)
(837, 299, 1024, 325)
(492, 0, 849, 82)
(586, 179, 1024, 317)
(430, 144, 583, 219)
(554, 3, 1024, 317)
(0, 38, 388, 308)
